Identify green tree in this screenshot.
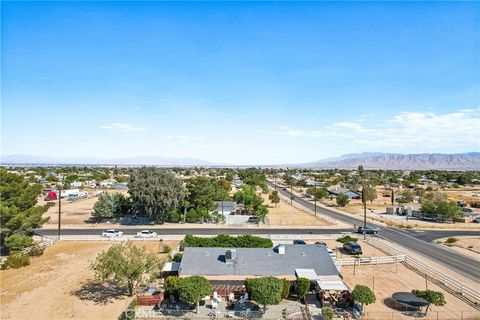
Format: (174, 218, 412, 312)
(412, 290, 446, 315)
(362, 185, 377, 204)
(245, 277, 284, 310)
(186, 176, 218, 211)
(164, 275, 182, 298)
(178, 276, 212, 313)
(296, 277, 310, 300)
(269, 191, 280, 207)
(91, 242, 158, 296)
(352, 285, 376, 312)
(233, 185, 263, 213)
(92, 192, 128, 220)
(336, 194, 350, 207)
(420, 199, 462, 222)
(128, 168, 185, 223)
(255, 204, 269, 223)
(313, 188, 329, 200)
(0, 170, 49, 252)
(357, 165, 365, 178)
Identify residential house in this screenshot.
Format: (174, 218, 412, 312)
(178, 244, 343, 292)
(327, 185, 360, 199)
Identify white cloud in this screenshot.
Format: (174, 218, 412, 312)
(165, 135, 204, 141)
(100, 123, 145, 133)
(263, 109, 480, 151)
(260, 127, 350, 139)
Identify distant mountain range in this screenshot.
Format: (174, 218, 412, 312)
(2, 152, 479, 170)
(0, 155, 220, 167)
(298, 152, 480, 170)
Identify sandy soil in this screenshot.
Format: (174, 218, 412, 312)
(437, 236, 480, 260)
(0, 240, 177, 320)
(342, 263, 480, 319)
(41, 190, 128, 226)
(262, 192, 332, 226)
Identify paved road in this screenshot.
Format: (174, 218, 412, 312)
(270, 181, 480, 282)
(37, 228, 354, 236)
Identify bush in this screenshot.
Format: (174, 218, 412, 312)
(336, 236, 358, 243)
(446, 237, 458, 244)
(336, 194, 350, 207)
(244, 277, 284, 309)
(322, 307, 334, 320)
(123, 299, 138, 320)
(2, 252, 30, 269)
(161, 244, 172, 253)
(296, 277, 310, 300)
(181, 234, 273, 250)
(281, 279, 291, 299)
(172, 252, 183, 262)
(164, 276, 181, 298)
(29, 244, 44, 257)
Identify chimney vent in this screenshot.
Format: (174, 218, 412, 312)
(225, 249, 237, 263)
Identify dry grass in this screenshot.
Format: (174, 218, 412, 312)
(0, 240, 177, 320)
(262, 193, 331, 226)
(40, 190, 128, 226)
(342, 263, 480, 318)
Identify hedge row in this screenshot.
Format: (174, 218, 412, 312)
(181, 234, 273, 250)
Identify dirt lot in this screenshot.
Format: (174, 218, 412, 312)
(0, 240, 177, 320)
(437, 236, 480, 260)
(262, 193, 332, 226)
(40, 190, 128, 226)
(342, 263, 480, 319)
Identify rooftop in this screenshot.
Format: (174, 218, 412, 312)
(179, 244, 339, 280)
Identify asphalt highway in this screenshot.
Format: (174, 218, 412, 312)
(35, 182, 480, 282)
(269, 181, 480, 282)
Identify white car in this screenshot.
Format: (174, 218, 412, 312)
(136, 230, 158, 238)
(102, 229, 123, 237)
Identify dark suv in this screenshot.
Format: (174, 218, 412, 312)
(357, 226, 379, 234)
(293, 239, 307, 245)
(343, 242, 362, 255)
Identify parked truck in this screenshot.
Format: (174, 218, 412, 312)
(44, 191, 58, 201)
(67, 191, 88, 201)
(60, 189, 80, 199)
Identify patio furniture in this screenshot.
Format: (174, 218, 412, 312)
(225, 311, 235, 318)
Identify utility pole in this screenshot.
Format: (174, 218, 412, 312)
(362, 184, 367, 240)
(314, 183, 317, 216)
(290, 184, 293, 205)
(57, 186, 62, 238)
(274, 174, 277, 191)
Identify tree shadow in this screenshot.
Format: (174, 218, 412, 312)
(71, 280, 129, 304)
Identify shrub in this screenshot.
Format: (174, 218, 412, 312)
(172, 252, 183, 262)
(29, 244, 44, 257)
(3, 252, 30, 269)
(123, 299, 138, 320)
(322, 307, 334, 320)
(336, 194, 350, 207)
(296, 277, 310, 300)
(336, 236, 358, 243)
(281, 279, 291, 299)
(445, 237, 458, 244)
(164, 276, 182, 298)
(244, 277, 284, 310)
(161, 244, 172, 253)
(181, 234, 273, 250)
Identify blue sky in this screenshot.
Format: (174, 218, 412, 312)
(1, 1, 479, 165)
